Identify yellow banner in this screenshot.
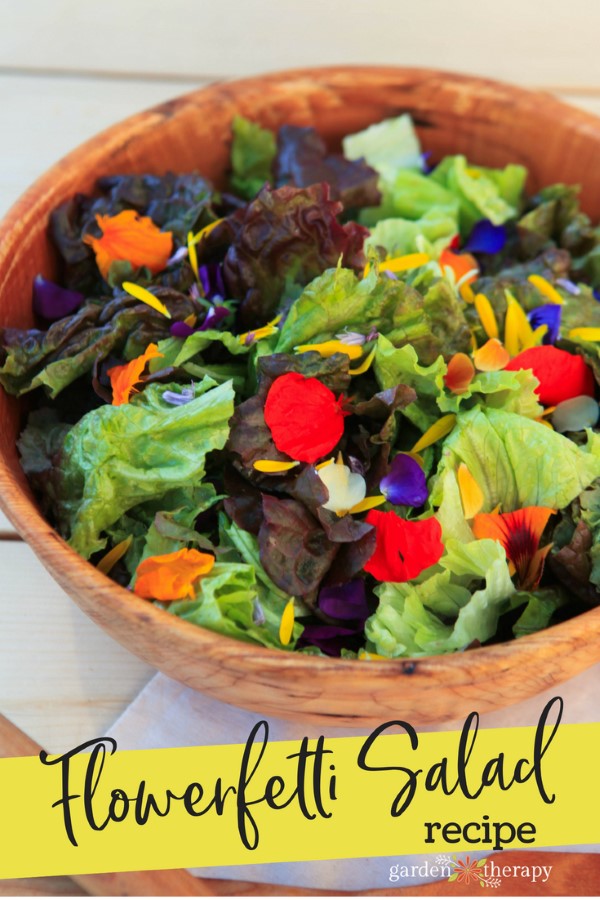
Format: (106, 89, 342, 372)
(0, 697, 598, 879)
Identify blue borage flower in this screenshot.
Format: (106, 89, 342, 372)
(380, 453, 428, 507)
(527, 303, 562, 345)
(463, 219, 507, 255)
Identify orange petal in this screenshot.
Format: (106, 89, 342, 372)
(473, 338, 510, 372)
(134, 548, 215, 601)
(472, 506, 555, 589)
(457, 463, 484, 519)
(107, 342, 164, 406)
(440, 249, 479, 284)
(84, 210, 173, 279)
(444, 353, 475, 394)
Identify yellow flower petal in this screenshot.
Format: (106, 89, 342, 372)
(460, 282, 476, 304)
(183, 313, 197, 328)
(189, 218, 224, 245)
(528, 274, 564, 305)
(474, 293, 499, 340)
(295, 340, 362, 360)
(253, 459, 300, 473)
(568, 327, 600, 342)
(522, 324, 548, 349)
(404, 451, 425, 468)
(349, 346, 377, 376)
(411, 414, 456, 453)
(381, 252, 430, 273)
(122, 281, 172, 319)
(315, 458, 334, 470)
(504, 291, 533, 356)
(187, 230, 199, 280)
(96, 535, 133, 575)
(238, 316, 281, 345)
(457, 463, 484, 519)
(279, 598, 295, 646)
(348, 495, 386, 515)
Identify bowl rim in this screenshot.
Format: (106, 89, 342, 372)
(0, 64, 599, 689)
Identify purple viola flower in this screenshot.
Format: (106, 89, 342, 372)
(197, 304, 231, 331)
(169, 320, 196, 338)
(528, 303, 561, 345)
(198, 263, 226, 301)
(463, 219, 507, 255)
(594, 288, 600, 303)
(297, 580, 370, 657)
(32, 275, 84, 321)
(380, 453, 428, 507)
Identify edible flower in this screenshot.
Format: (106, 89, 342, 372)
(472, 506, 555, 590)
(472, 338, 510, 372)
(527, 274, 564, 306)
(279, 598, 295, 646)
(134, 548, 215, 601)
(162, 387, 195, 406)
(568, 327, 600, 342)
(364, 511, 444, 582)
(295, 339, 362, 360)
(411, 414, 456, 453)
(83, 210, 173, 280)
(264, 372, 348, 464)
(444, 352, 475, 394)
(96, 535, 133, 576)
(317, 454, 367, 515)
(363, 252, 429, 278)
(123, 281, 171, 318)
(457, 463, 484, 519)
(463, 219, 507, 255)
(107, 343, 164, 406)
(505, 345, 595, 405)
(439, 248, 479, 285)
(170, 304, 230, 338)
(32, 275, 84, 321)
(380, 454, 428, 507)
(297, 581, 370, 657)
(238, 315, 281, 346)
(503, 290, 546, 355)
(527, 304, 562, 345)
(474, 293, 499, 340)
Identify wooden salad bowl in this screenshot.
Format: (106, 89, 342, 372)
(1, 67, 600, 728)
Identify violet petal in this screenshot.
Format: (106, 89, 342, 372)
(297, 623, 363, 657)
(380, 453, 428, 507)
(169, 320, 196, 338)
(198, 262, 226, 301)
(594, 288, 600, 303)
(32, 275, 84, 321)
(528, 303, 561, 345)
(198, 305, 231, 331)
(463, 219, 507, 255)
(318, 581, 368, 621)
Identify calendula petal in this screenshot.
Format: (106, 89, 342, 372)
(190, 218, 224, 245)
(460, 282, 476, 304)
(187, 231, 199, 279)
(380, 252, 430, 273)
(474, 293, 499, 340)
(295, 340, 362, 360)
(96, 535, 133, 575)
(444, 352, 475, 394)
(457, 463, 484, 519)
(123, 281, 171, 319)
(183, 313, 197, 328)
(279, 598, 295, 646)
(528, 274, 564, 305)
(348, 495, 386, 515)
(473, 338, 510, 371)
(568, 327, 600, 342)
(411, 414, 457, 453)
(253, 459, 300, 473)
(349, 346, 377, 376)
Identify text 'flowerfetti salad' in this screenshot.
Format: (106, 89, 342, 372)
(4, 113, 600, 658)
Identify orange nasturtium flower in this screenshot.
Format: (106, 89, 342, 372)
(472, 506, 555, 591)
(134, 548, 215, 601)
(107, 343, 164, 406)
(83, 210, 173, 280)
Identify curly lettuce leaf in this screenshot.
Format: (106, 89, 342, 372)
(56, 378, 235, 558)
(430, 407, 600, 519)
(342, 114, 424, 182)
(365, 209, 458, 257)
(365, 538, 515, 657)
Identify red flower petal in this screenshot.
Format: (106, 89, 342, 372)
(444, 352, 475, 394)
(264, 372, 347, 464)
(363, 511, 444, 582)
(505, 346, 595, 405)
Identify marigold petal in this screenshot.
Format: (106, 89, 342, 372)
(473, 338, 510, 371)
(187, 231, 199, 280)
(295, 340, 362, 360)
(134, 548, 215, 601)
(474, 293, 499, 340)
(279, 598, 295, 646)
(444, 353, 475, 394)
(528, 274, 564, 305)
(568, 327, 600, 342)
(349, 346, 377, 376)
(380, 253, 430, 273)
(96, 536, 133, 575)
(122, 281, 171, 319)
(107, 342, 164, 406)
(253, 459, 300, 473)
(348, 495, 386, 515)
(411, 414, 456, 453)
(457, 463, 484, 519)
(505, 291, 534, 355)
(84, 210, 172, 279)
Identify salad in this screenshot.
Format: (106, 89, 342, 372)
(3, 113, 600, 660)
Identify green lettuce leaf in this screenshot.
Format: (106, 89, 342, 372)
(365, 538, 515, 657)
(342, 114, 424, 182)
(511, 588, 566, 637)
(430, 155, 527, 233)
(56, 378, 235, 558)
(230, 116, 277, 200)
(365, 210, 458, 257)
(436, 367, 543, 418)
(373, 335, 446, 430)
(430, 407, 600, 518)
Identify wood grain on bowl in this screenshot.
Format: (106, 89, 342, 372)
(1, 67, 599, 728)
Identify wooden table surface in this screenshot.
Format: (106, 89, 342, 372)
(0, 9, 599, 895)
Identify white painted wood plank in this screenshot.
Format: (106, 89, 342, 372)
(0, 542, 155, 752)
(2, 0, 600, 87)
